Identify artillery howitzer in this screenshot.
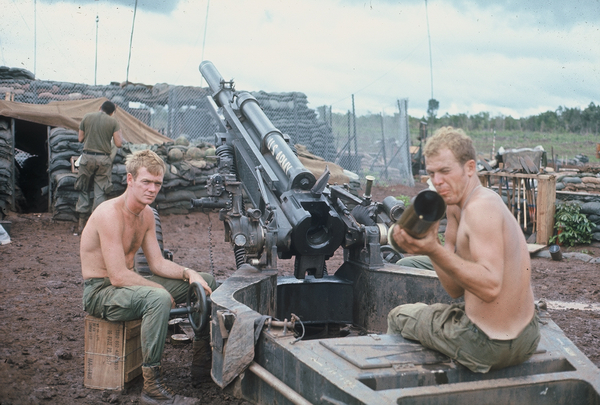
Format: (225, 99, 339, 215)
(193, 61, 600, 404)
(193, 60, 404, 279)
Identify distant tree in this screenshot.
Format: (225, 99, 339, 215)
(504, 116, 521, 131)
(582, 102, 600, 134)
(427, 98, 439, 123)
(538, 110, 559, 132)
(557, 106, 583, 133)
(470, 112, 490, 131)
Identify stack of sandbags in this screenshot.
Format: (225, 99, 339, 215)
(48, 128, 81, 221)
(48, 132, 219, 220)
(147, 136, 217, 215)
(0, 118, 13, 217)
(556, 172, 600, 194)
(581, 202, 600, 241)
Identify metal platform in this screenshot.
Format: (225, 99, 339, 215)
(209, 263, 600, 405)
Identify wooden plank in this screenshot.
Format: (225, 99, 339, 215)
(536, 175, 556, 245)
(527, 243, 546, 254)
(123, 319, 143, 383)
(478, 171, 554, 181)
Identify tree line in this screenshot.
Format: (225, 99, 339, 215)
(423, 102, 600, 134)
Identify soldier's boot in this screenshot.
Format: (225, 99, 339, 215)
(191, 339, 212, 386)
(141, 365, 199, 405)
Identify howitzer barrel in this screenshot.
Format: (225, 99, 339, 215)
(199, 60, 232, 108)
(199, 60, 315, 191)
(392, 190, 446, 239)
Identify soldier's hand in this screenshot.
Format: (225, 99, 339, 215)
(187, 270, 212, 295)
(394, 222, 440, 255)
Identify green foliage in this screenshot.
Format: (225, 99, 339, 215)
(427, 98, 439, 121)
(430, 102, 600, 134)
(325, 102, 600, 166)
(395, 195, 411, 206)
(549, 203, 594, 247)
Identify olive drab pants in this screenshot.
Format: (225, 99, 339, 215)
(83, 272, 217, 367)
(396, 255, 434, 270)
(387, 302, 540, 373)
(75, 153, 113, 214)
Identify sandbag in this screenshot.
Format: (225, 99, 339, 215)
(49, 132, 78, 147)
(54, 173, 77, 189)
(50, 150, 79, 164)
(48, 159, 72, 173)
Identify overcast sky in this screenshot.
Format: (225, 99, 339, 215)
(1, 0, 599, 118)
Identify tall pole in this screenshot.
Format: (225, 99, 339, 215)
(351, 94, 358, 173)
(34, 0, 37, 76)
(425, 0, 433, 101)
(94, 14, 99, 85)
(126, 0, 138, 84)
(200, 0, 210, 86)
(380, 112, 388, 179)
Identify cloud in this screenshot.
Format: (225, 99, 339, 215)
(453, 0, 600, 27)
(38, 0, 182, 14)
(1, 0, 598, 119)
(378, 0, 600, 27)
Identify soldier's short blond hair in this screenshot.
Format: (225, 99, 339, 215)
(424, 126, 476, 166)
(125, 149, 166, 178)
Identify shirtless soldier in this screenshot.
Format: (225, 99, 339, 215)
(81, 150, 216, 404)
(387, 127, 540, 373)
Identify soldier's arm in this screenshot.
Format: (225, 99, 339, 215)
(113, 129, 123, 148)
(141, 209, 212, 295)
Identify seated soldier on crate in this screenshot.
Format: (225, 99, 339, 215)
(387, 127, 540, 373)
(80, 149, 215, 404)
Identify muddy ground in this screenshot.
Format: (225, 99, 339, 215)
(1, 183, 599, 404)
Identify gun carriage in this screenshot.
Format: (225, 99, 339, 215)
(188, 61, 600, 405)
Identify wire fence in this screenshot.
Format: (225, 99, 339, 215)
(1, 68, 414, 187)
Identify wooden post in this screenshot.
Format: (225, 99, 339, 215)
(536, 174, 556, 245)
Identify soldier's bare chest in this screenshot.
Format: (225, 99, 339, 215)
(122, 221, 146, 256)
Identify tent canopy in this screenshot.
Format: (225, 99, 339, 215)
(0, 97, 172, 145)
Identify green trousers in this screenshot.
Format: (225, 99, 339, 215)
(392, 255, 540, 372)
(387, 302, 540, 373)
(83, 272, 217, 367)
(75, 154, 113, 214)
(396, 255, 434, 270)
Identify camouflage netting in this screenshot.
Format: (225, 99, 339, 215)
(49, 128, 218, 221)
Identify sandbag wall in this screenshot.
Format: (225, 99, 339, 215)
(556, 172, 600, 194)
(0, 118, 14, 217)
(253, 91, 336, 163)
(144, 140, 217, 215)
(49, 128, 82, 221)
(48, 128, 218, 221)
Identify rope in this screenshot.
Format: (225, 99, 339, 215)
(84, 347, 141, 364)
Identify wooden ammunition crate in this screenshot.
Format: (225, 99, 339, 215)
(84, 316, 143, 390)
